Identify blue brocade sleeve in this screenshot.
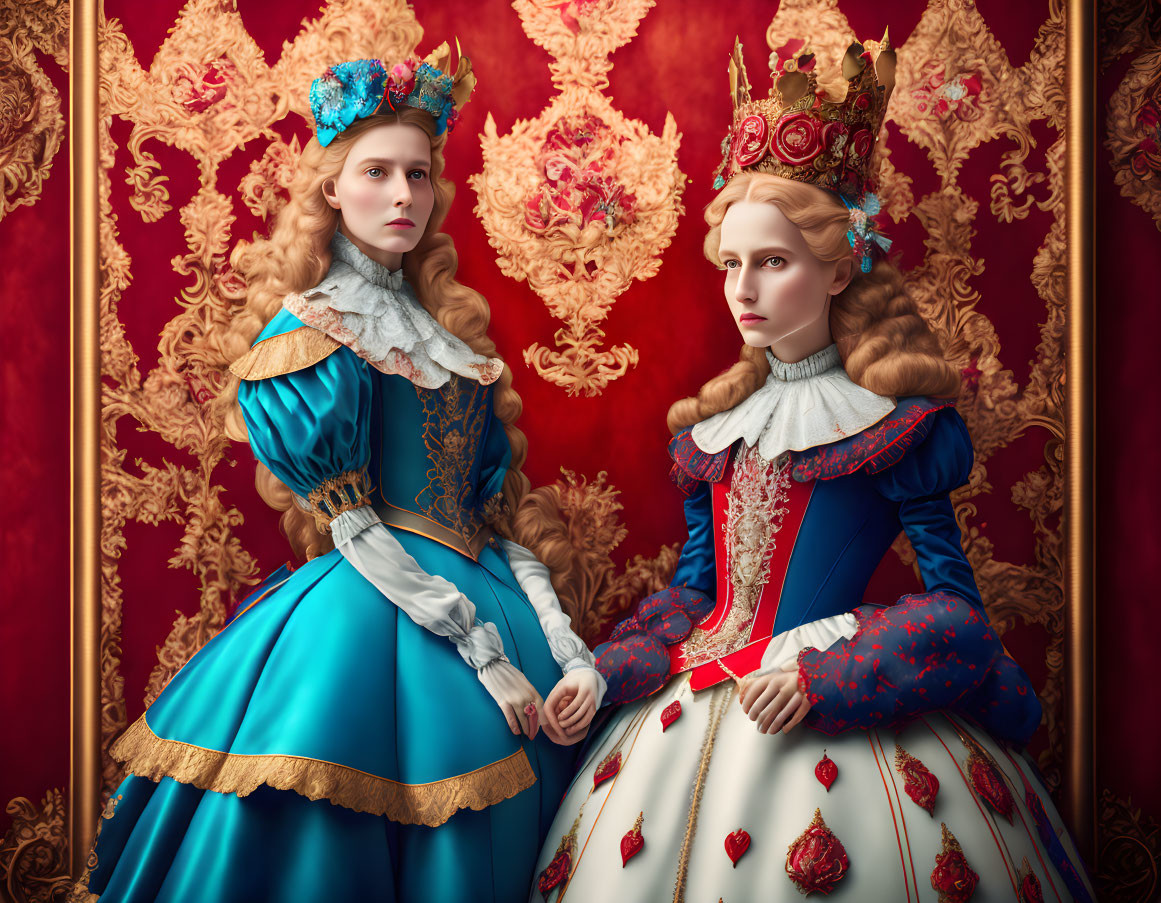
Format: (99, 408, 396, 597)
(593, 471, 716, 706)
(797, 407, 1043, 745)
(237, 348, 372, 501)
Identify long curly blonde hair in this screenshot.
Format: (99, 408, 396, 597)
(667, 172, 960, 434)
(218, 109, 574, 585)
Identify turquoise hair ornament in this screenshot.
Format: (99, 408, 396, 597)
(308, 43, 476, 147)
(838, 191, 892, 273)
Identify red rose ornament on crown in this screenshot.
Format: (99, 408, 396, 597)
(711, 33, 896, 201)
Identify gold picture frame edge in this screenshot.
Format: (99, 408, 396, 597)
(70, 0, 102, 878)
(1065, 0, 1096, 864)
(65, 0, 1100, 877)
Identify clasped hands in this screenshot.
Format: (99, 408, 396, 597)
(478, 660, 600, 745)
(737, 662, 812, 735)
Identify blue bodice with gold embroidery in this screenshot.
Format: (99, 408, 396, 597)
(370, 367, 510, 560)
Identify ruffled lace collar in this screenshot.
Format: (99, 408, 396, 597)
(690, 343, 896, 461)
(282, 232, 503, 388)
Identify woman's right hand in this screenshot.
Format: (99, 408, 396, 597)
(478, 659, 543, 739)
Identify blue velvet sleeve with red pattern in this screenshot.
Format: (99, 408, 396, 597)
(796, 406, 1042, 746)
(593, 445, 718, 706)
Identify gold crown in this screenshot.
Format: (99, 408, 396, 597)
(712, 33, 896, 199)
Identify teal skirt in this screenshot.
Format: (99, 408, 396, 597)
(78, 533, 577, 902)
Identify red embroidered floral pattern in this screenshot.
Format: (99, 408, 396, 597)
(931, 823, 979, 902)
(895, 744, 940, 815)
(660, 700, 682, 732)
(785, 808, 850, 895)
(966, 747, 1015, 822)
(538, 833, 573, 900)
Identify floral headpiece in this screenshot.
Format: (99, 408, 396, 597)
(713, 34, 896, 270)
(309, 42, 476, 147)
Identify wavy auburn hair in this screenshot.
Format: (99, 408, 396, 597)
(217, 110, 571, 582)
(667, 172, 960, 434)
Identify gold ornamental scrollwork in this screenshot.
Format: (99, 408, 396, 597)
(470, 0, 686, 397)
(0, 0, 68, 222)
(1103, 11, 1161, 228)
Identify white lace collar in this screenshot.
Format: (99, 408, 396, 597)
(690, 343, 896, 460)
(282, 232, 503, 389)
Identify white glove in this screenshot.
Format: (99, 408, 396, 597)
(478, 659, 543, 739)
(501, 540, 607, 708)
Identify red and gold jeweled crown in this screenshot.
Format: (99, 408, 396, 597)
(711, 33, 896, 200)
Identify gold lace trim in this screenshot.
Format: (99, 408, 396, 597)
(307, 469, 373, 533)
(229, 325, 342, 381)
(112, 715, 536, 826)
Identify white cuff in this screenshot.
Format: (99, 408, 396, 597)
(753, 611, 860, 677)
(336, 520, 508, 671)
(329, 505, 380, 546)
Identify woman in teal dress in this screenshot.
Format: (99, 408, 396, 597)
(71, 49, 602, 903)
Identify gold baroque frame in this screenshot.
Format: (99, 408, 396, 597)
(65, 0, 1097, 876)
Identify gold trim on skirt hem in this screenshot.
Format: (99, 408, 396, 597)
(111, 715, 537, 826)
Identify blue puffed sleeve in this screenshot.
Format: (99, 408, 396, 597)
(237, 346, 373, 499)
(871, 407, 983, 610)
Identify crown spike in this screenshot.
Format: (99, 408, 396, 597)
(728, 37, 752, 110)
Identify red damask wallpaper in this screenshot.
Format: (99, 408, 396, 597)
(1, 0, 1159, 898)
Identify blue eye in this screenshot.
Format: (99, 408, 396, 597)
(408, 169, 428, 181)
(366, 168, 384, 179)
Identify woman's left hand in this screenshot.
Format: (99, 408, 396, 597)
(738, 664, 812, 734)
(542, 669, 601, 745)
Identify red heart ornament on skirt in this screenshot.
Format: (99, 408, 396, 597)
(620, 812, 645, 867)
(724, 829, 751, 867)
(593, 750, 622, 789)
(815, 751, 838, 791)
(537, 847, 571, 899)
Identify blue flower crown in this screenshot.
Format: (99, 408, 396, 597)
(308, 42, 476, 147)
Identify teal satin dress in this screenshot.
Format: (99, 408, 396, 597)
(77, 307, 577, 902)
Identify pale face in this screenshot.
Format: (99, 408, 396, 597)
(322, 121, 435, 270)
(718, 200, 853, 363)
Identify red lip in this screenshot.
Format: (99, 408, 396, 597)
(739, 314, 767, 323)
(386, 218, 415, 227)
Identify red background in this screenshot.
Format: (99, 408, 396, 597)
(1, 0, 1156, 881)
